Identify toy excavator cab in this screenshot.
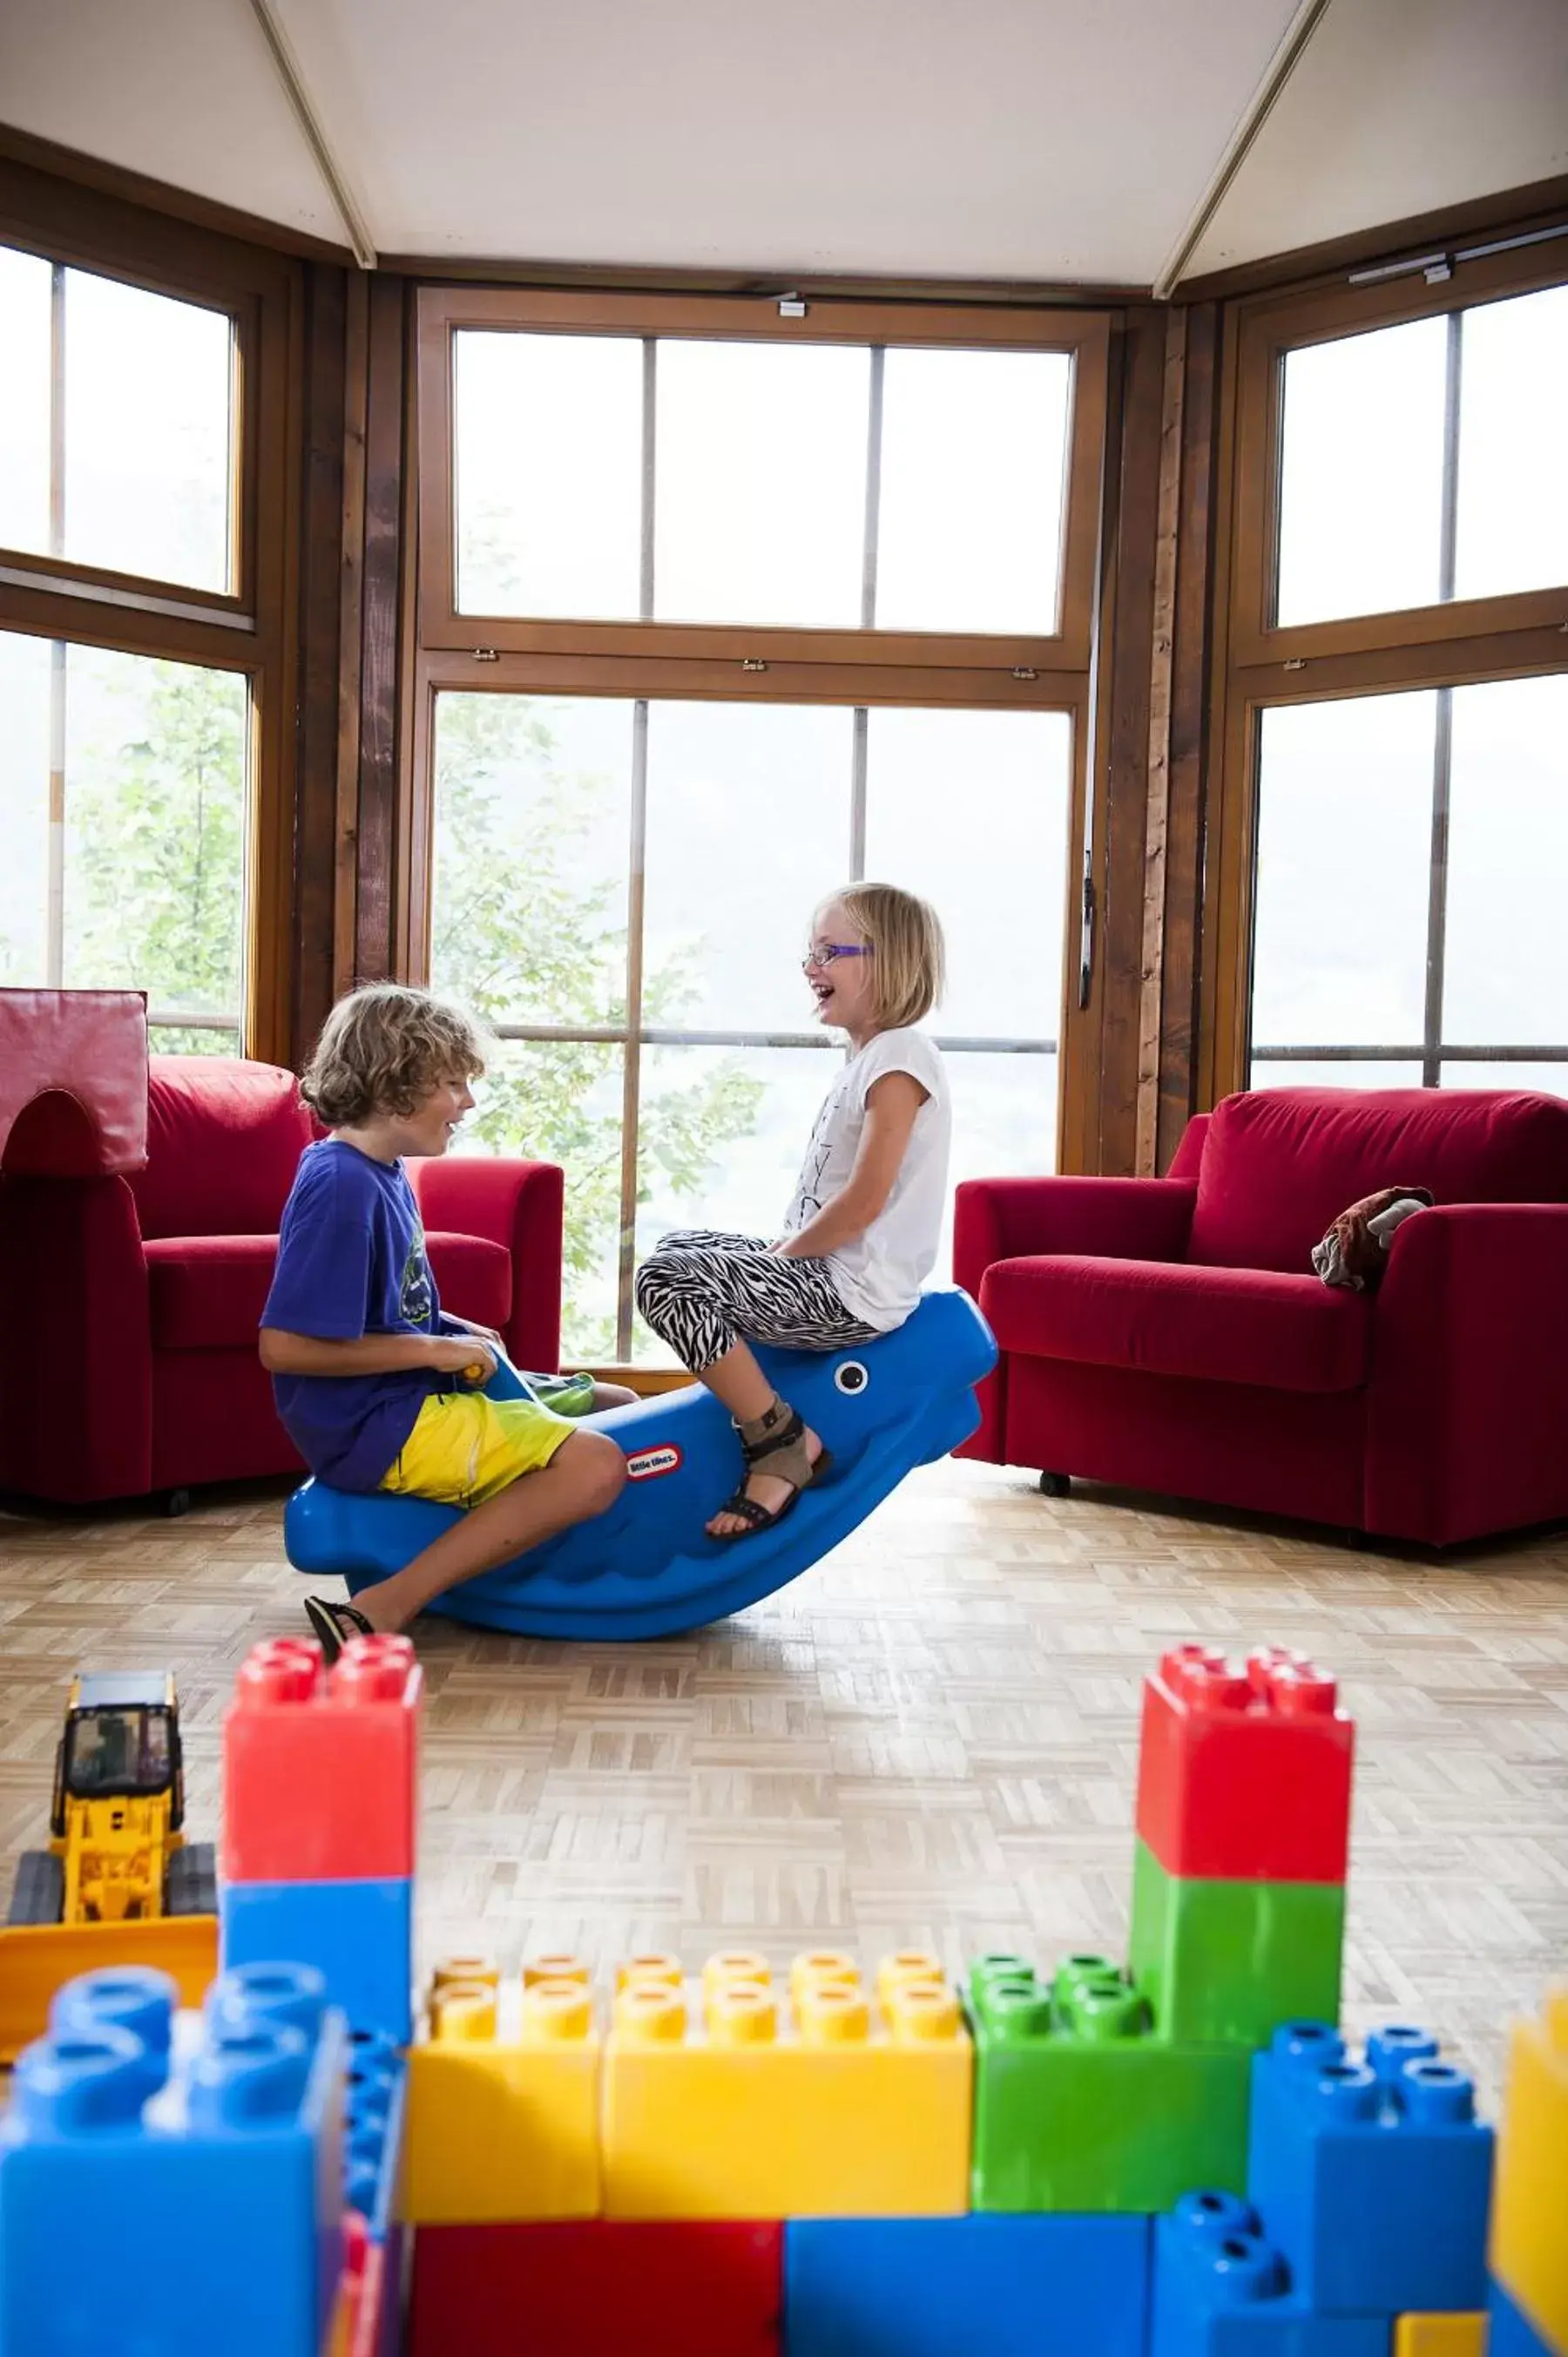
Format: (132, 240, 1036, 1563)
(50, 1671, 186, 1842)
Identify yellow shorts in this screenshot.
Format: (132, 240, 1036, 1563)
(380, 1391, 576, 1510)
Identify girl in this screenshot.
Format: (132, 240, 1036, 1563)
(635, 882, 950, 1541)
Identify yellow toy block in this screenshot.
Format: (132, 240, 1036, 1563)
(1489, 1984, 1568, 2354)
(404, 1957, 601, 2224)
(1392, 2316, 1486, 2356)
(602, 1948, 971, 2220)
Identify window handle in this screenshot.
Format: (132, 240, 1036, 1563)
(1078, 871, 1096, 1009)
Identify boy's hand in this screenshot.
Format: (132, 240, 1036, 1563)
(429, 1335, 497, 1385)
(447, 1316, 504, 1348)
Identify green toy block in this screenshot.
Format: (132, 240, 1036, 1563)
(965, 1954, 1251, 2213)
(1127, 1837, 1344, 2047)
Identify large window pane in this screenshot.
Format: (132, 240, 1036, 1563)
(454, 332, 643, 619)
(642, 701, 852, 1033)
(0, 633, 247, 1050)
(1440, 1062, 1565, 1097)
(431, 694, 633, 1029)
(1275, 318, 1447, 627)
(876, 349, 1071, 634)
(943, 1048, 1058, 1264)
(0, 246, 51, 556)
(1250, 1061, 1423, 1093)
(1454, 286, 1568, 603)
(632, 1043, 836, 1362)
(64, 271, 233, 593)
(654, 341, 868, 627)
(462, 1040, 626, 1363)
(865, 707, 1071, 1039)
(1250, 694, 1435, 1060)
(1443, 674, 1568, 1046)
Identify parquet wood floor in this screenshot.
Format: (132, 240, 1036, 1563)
(2, 1460, 1564, 2111)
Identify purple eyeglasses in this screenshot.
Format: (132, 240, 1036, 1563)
(801, 943, 871, 972)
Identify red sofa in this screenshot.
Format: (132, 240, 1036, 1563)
(955, 1088, 1568, 1548)
(0, 1055, 564, 1507)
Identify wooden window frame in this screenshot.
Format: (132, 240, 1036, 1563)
(413, 285, 1110, 679)
(0, 161, 301, 1063)
(407, 282, 1112, 1365)
(1201, 234, 1568, 1105)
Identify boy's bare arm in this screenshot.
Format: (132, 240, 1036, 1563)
(259, 1328, 495, 1380)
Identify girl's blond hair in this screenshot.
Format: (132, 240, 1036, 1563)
(827, 882, 946, 1031)
(300, 985, 487, 1128)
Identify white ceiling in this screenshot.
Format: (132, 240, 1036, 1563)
(0, 0, 1564, 288)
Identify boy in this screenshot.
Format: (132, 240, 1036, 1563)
(260, 985, 626, 1659)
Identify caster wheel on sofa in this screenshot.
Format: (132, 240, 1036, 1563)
(164, 1487, 193, 1519)
(1038, 1471, 1072, 1499)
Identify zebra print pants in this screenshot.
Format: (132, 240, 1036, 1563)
(634, 1229, 879, 1373)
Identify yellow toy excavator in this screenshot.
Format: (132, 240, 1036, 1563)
(7, 1671, 215, 1927)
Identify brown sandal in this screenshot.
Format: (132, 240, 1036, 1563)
(710, 1397, 833, 1541)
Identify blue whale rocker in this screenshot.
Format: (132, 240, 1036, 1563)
(285, 1288, 997, 1641)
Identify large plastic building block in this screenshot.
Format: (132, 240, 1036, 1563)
(287, 1289, 997, 1639)
(1393, 2317, 1487, 2355)
(408, 2220, 782, 2357)
(406, 1957, 601, 2222)
(602, 1950, 971, 2218)
(1129, 1839, 1345, 2046)
(223, 1633, 422, 1884)
(1247, 2021, 1494, 2316)
(1488, 2279, 1560, 2357)
(0, 987, 148, 1175)
(1152, 2192, 1389, 2354)
(966, 1953, 1250, 2213)
(1489, 1987, 1568, 2355)
(1136, 1646, 1355, 1884)
(220, 1872, 414, 2043)
(782, 2211, 1152, 2357)
(0, 1961, 346, 2357)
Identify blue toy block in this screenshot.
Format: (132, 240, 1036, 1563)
(783, 2213, 1152, 2357)
(220, 1873, 413, 2044)
(1247, 2021, 1494, 2316)
(0, 1964, 346, 2357)
(1489, 2278, 1560, 2357)
(1152, 2193, 1389, 2355)
(285, 1288, 997, 1640)
(343, 2028, 406, 2242)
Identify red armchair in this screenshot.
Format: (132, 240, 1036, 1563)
(955, 1087, 1568, 1547)
(0, 1053, 564, 1507)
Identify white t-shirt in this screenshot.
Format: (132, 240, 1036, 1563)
(781, 1026, 951, 1331)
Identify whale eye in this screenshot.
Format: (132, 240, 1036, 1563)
(834, 1360, 869, 1395)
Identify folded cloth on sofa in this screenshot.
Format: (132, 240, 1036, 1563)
(1311, 1185, 1433, 1290)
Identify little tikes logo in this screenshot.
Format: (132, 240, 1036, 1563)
(625, 1442, 683, 1481)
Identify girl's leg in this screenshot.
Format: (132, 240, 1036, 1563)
(633, 1238, 874, 1534)
(348, 1428, 626, 1634)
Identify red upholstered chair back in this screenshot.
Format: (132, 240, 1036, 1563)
(1187, 1087, 1568, 1273)
(129, 1058, 314, 1241)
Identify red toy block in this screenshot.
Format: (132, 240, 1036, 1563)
(222, 1635, 422, 1884)
(0, 987, 148, 1175)
(408, 2221, 781, 2357)
(1134, 1643, 1355, 1883)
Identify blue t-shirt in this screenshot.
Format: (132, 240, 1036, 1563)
(261, 1138, 454, 1491)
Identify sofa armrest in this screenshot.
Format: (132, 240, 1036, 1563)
(0, 1172, 152, 1501)
(1366, 1202, 1568, 1545)
(953, 1176, 1197, 1301)
(410, 1156, 565, 1373)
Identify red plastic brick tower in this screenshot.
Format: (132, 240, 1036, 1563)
(0, 988, 149, 1175)
(1134, 1643, 1355, 1884)
(222, 1634, 423, 1884)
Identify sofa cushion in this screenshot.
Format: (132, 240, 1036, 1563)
(981, 1254, 1370, 1393)
(146, 1234, 280, 1351)
(425, 1232, 512, 1332)
(132, 1060, 313, 1242)
(1187, 1089, 1568, 1275)
(148, 1229, 510, 1352)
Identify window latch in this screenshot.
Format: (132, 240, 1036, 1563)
(1078, 872, 1096, 1009)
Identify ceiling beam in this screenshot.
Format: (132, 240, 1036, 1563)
(247, 0, 377, 269)
(1152, 0, 1334, 301)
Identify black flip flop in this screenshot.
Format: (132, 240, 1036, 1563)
(304, 1594, 375, 1666)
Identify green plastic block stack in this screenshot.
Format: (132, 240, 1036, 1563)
(967, 1643, 1355, 2212)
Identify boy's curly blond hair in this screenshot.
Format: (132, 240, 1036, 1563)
(300, 985, 487, 1128)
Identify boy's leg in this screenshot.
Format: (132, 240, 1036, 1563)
(348, 1426, 626, 1635)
